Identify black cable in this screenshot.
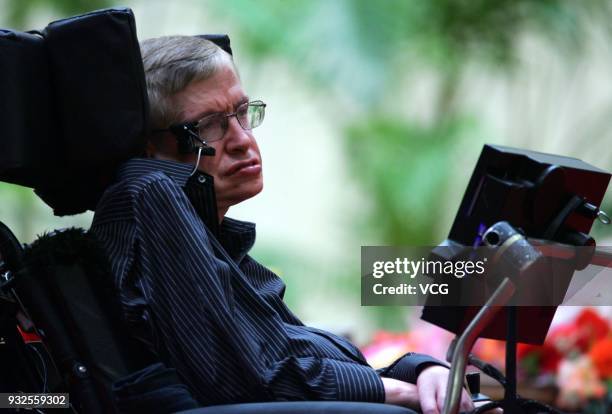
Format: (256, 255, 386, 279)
(27, 344, 47, 393)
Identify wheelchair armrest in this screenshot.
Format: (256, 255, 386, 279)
(178, 401, 416, 414)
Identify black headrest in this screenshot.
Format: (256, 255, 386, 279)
(0, 8, 148, 215)
(197, 34, 233, 56)
(0, 8, 234, 216)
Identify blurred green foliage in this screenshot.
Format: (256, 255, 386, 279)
(212, 0, 612, 245)
(213, 0, 612, 98)
(4, 0, 112, 28)
(346, 116, 472, 245)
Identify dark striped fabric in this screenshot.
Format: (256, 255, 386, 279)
(90, 158, 441, 406)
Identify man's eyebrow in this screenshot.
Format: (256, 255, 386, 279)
(193, 96, 250, 121)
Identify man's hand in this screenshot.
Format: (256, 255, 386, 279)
(381, 377, 420, 409)
(416, 365, 474, 414)
(416, 366, 503, 414)
(383, 366, 503, 413)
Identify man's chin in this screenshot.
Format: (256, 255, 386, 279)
(243, 179, 264, 201)
(219, 180, 263, 208)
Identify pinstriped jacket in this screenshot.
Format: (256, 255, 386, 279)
(91, 158, 441, 406)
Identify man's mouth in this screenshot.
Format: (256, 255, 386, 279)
(226, 159, 261, 176)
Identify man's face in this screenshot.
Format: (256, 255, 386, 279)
(163, 64, 264, 216)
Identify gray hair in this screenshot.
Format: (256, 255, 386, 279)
(139, 35, 234, 130)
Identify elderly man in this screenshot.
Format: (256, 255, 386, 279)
(91, 35, 476, 413)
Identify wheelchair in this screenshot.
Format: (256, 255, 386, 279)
(0, 7, 420, 414)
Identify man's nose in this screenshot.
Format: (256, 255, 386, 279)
(224, 116, 251, 153)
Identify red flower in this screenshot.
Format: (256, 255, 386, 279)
(547, 324, 580, 354)
(575, 308, 609, 351)
(589, 337, 612, 379)
(539, 342, 563, 373)
(518, 341, 563, 374)
(518, 343, 539, 359)
(515, 309, 610, 381)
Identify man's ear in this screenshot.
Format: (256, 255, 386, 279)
(145, 135, 170, 159)
(145, 140, 157, 158)
(144, 134, 182, 161)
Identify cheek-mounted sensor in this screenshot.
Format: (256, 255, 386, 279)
(167, 124, 216, 177)
(168, 124, 216, 157)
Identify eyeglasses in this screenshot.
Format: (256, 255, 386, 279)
(160, 100, 266, 144)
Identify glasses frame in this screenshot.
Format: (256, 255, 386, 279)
(155, 100, 266, 145)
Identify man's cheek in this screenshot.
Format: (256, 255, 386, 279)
(197, 157, 219, 176)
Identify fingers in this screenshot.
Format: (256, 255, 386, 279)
(418, 376, 445, 414)
(458, 389, 475, 412)
(417, 366, 445, 414)
(434, 387, 473, 413)
(436, 389, 446, 413)
(432, 381, 473, 413)
(420, 390, 439, 413)
(416, 366, 478, 414)
(381, 377, 420, 408)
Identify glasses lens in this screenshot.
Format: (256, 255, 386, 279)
(197, 114, 225, 142)
(236, 102, 251, 129)
(246, 101, 265, 129)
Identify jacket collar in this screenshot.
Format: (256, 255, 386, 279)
(116, 158, 193, 187)
(116, 158, 255, 263)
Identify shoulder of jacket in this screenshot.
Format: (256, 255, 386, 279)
(94, 171, 184, 223)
